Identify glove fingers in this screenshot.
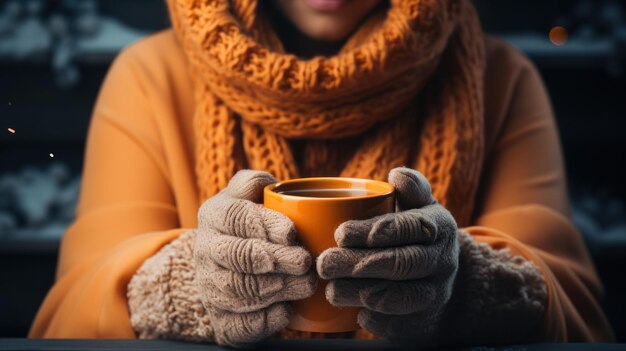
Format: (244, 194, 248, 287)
(335, 209, 439, 248)
(262, 208, 298, 245)
(388, 167, 436, 211)
(271, 242, 313, 275)
(199, 195, 296, 245)
(211, 303, 291, 347)
(200, 264, 317, 312)
(223, 169, 276, 202)
(317, 245, 439, 280)
(195, 231, 272, 274)
(326, 278, 444, 314)
(197, 233, 311, 275)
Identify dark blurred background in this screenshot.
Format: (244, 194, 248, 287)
(1, 0, 625, 341)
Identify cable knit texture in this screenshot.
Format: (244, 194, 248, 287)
(166, 0, 486, 228)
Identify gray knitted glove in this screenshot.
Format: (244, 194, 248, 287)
(128, 170, 316, 347)
(317, 167, 547, 347)
(194, 170, 316, 346)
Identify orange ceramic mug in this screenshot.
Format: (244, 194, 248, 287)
(264, 177, 395, 333)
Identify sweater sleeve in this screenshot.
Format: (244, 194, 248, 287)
(466, 44, 614, 342)
(29, 45, 192, 338)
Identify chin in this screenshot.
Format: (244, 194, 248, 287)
(299, 21, 355, 42)
(272, 0, 383, 43)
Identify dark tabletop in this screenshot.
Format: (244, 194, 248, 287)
(0, 339, 625, 351)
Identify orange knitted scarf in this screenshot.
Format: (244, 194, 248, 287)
(167, 0, 485, 227)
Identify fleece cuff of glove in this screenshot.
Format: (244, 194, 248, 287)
(127, 230, 214, 341)
(440, 229, 547, 346)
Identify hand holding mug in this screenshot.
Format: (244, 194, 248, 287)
(194, 170, 316, 346)
(317, 167, 460, 341)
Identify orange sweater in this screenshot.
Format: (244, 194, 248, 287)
(29, 30, 613, 341)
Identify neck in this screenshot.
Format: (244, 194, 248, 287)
(259, 2, 345, 59)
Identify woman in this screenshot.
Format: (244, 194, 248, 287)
(30, 0, 614, 347)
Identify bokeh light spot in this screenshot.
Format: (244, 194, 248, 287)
(549, 26, 568, 46)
